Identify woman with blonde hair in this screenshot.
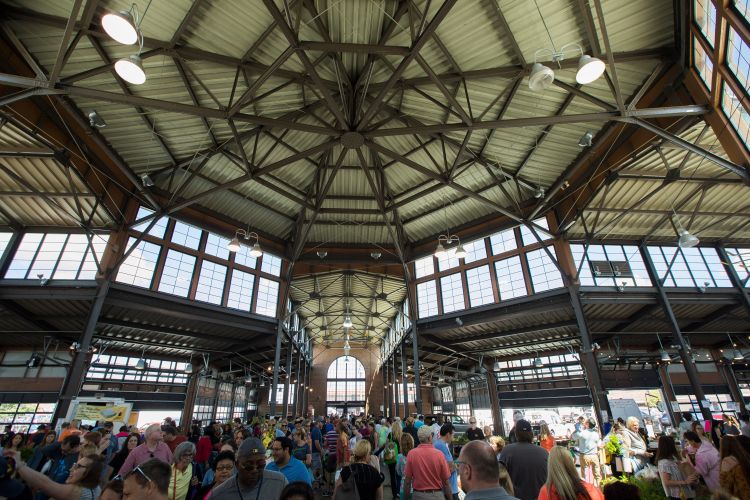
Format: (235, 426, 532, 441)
(396, 433, 414, 500)
(487, 435, 505, 461)
(333, 439, 384, 500)
(537, 446, 603, 500)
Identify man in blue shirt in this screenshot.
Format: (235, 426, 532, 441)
(414, 415, 425, 429)
(266, 437, 312, 485)
(434, 423, 458, 500)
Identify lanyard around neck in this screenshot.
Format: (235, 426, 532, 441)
(235, 474, 263, 500)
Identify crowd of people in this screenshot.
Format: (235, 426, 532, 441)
(0, 412, 749, 500)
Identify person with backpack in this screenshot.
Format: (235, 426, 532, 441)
(333, 439, 384, 500)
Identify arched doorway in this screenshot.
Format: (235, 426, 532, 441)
(326, 355, 366, 417)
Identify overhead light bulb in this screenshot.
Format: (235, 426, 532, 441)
(227, 236, 241, 253)
(343, 316, 353, 329)
(575, 55, 606, 84)
(434, 241, 447, 257)
(454, 244, 467, 259)
(184, 362, 193, 373)
(528, 63, 555, 91)
(135, 358, 146, 370)
(660, 351, 671, 363)
(249, 241, 263, 257)
(114, 55, 146, 85)
(102, 10, 139, 45)
(578, 131, 593, 147)
(677, 228, 700, 248)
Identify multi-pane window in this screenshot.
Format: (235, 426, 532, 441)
(227, 270, 255, 311)
(233, 385, 246, 420)
(234, 245, 258, 269)
(0, 402, 55, 433)
(466, 265, 494, 307)
(171, 221, 202, 250)
(261, 253, 282, 277)
(437, 250, 460, 271)
(727, 247, 750, 285)
(694, 37, 714, 89)
(195, 260, 227, 305)
(727, 28, 750, 90)
(520, 218, 552, 246)
(415, 256, 435, 279)
(269, 383, 296, 404)
(204, 233, 230, 261)
(256, 277, 279, 316)
(648, 246, 732, 288)
(193, 377, 217, 423)
(159, 250, 196, 297)
(133, 207, 167, 238)
(86, 354, 189, 384)
(5, 233, 107, 280)
(695, 0, 716, 47)
(441, 273, 465, 313)
(722, 83, 750, 149)
(735, 0, 750, 23)
(572, 244, 652, 287)
(116, 239, 160, 288)
(463, 239, 487, 263)
(215, 382, 233, 421)
(494, 256, 527, 299)
(417, 280, 439, 318)
(526, 247, 564, 292)
(490, 228, 516, 255)
(495, 353, 584, 383)
(0, 232, 12, 257)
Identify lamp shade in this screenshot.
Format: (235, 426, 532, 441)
(135, 358, 146, 370)
(529, 63, 555, 91)
(114, 55, 146, 85)
(575, 55, 605, 84)
(343, 315, 353, 328)
(660, 351, 671, 363)
(227, 236, 241, 252)
(533, 357, 543, 368)
(733, 349, 744, 361)
(434, 241, 447, 257)
(677, 228, 699, 248)
(249, 241, 263, 257)
(184, 362, 193, 373)
(102, 11, 139, 45)
(454, 244, 467, 259)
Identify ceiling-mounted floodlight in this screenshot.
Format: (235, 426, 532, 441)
(141, 174, 154, 187)
(102, 10, 139, 45)
(576, 54, 606, 84)
(578, 131, 593, 147)
(135, 358, 146, 370)
(245, 374, 253, 384)
(673, 213, 699, 248)
(529, 44, 605, 92)
(660, 351, 671, 363)
(534, 186, 545, 199)
(529, 62, 555, 91)
(184, 362, 193, 373)
(115, 55, 146, 85)
(533, 356, 544, 368)
(88, 111, 107, 128)
(343, 315, 353, 329)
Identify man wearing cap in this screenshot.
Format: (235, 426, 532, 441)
(210, 437, 287, 500)
(434, 424, 458, 500)
(403, 426, 451, 500)
(498, 420, 548, 500)
(266, 436, 312, 485)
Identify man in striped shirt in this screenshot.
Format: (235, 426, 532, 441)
(322, 421, 339, 496)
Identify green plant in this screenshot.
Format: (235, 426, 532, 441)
(604, 434, 623, 457)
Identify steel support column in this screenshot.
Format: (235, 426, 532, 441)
(180, 372, 199, 432)
(270, 323, 284, 417)
(657, 363, 680, 428)
(382, 359, 388, 417)
(282, 344, 293, 417)
(642, 248, 713, 421)
(483, 361, 504, 436)
(294, 348, 302, 416)
(392, 356, 398, 417)
(408, 302, 423, 414)
(717, 246, 750, 316)
(401, 342, 409, 417)
(52, 279, 111, 423)
(713, 349, 748, 414)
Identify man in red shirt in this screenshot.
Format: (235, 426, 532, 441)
(162, 426, 186, 453)
(403, 425, 452, 500)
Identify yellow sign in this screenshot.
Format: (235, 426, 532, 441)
(74, 403, 129, 421)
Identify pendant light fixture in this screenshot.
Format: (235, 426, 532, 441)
(656, 334, 670, 363)
(135, 347, 146, 370)
(533, 354, 544, 368)
(227, 229, 263, 256)
(184, 354, 193, 374)
(575, 54, 606, 84)
(435, 233, 466, 259)
(115, 55, 146, 85)
(105, 3, 151, 85)
(529, 44, 605, 91)
(673, 211, 699, 248)
(728, 334, 744, 361)
(102, 9, 139, 45)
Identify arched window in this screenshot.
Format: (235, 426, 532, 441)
(326, 356, 365, 403)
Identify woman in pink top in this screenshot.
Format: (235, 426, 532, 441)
(684, 431, 720, 492)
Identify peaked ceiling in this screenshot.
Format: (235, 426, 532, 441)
(1, 0, 749, 349)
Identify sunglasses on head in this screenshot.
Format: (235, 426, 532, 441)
(130, 466, 153, 483)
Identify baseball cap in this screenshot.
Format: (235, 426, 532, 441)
(0, 456, 25, 498)
(516, 419, 532, 432)
(238, 437, 266, 458)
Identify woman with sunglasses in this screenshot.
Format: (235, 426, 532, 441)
(5, 449, 104, 500)
(197, 450, 235, 500)
(168, 441, 199, 500)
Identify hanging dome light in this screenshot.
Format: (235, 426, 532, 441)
(245, 374, 253, 384)
(575, 55, 606, 84)
(227, 236, 241, 252)
(135, 358, 146, 370)
(533, 357, 544, 368)
(184, 362, 193, 373)
(529, 63, 555, 91)
(434, 241, 447, 257)
(249, 241, 263, 257)
(454, 243, 467, 259)
(660, 351, 671, 363)
(343, 315, 353, 329)
(493, 361, 502, 371)
(733, 349, 744, 361)
(343, 340, 351, 357)
(115, 55, 146, 85)
(677, 228, 700, 248)
(102, 10, 139, 45)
